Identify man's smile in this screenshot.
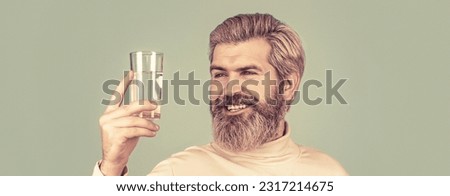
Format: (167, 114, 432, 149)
(225, 104, 253, 115)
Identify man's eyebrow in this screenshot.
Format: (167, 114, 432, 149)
(210, 65, 226, 72)
(236, 65, 262, 72)
(210, 64, 263, 72)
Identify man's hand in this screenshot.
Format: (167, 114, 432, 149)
(98, 71, 160, 175)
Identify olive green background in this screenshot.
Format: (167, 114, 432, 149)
(1, 0, 449, 175)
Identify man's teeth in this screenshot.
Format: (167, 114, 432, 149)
(227, 104, 247, 111)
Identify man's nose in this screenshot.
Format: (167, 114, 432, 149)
(224, 74, 242, 96)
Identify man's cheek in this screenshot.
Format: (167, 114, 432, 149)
(209, 80, 224, 96)
(209, 80, 224, 102)
(209, 93, 222, 105)
(241, 79, 261, 104)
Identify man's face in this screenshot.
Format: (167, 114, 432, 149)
(209, 38, 287, 152)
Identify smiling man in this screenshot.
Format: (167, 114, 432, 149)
(210, 38, 293, 153)
(94, 13, 348, 176)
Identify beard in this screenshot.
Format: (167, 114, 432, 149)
(210, 89, 287, 152)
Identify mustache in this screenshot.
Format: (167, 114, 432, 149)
(212, 91, 259, 107)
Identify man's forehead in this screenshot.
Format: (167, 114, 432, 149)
(211, 38, 272, 69)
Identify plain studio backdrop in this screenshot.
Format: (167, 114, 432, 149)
(0, 0, 449, 176)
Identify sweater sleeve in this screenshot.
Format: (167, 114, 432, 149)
(92, 160, 128, 176)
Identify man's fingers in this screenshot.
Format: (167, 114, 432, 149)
(109, 116, 160, 131)
(102, 100, 158, 121)
(123, 127, 158, 138)
(105, 71, 134, 113)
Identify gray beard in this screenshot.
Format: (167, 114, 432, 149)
(211, 94, 287, 152)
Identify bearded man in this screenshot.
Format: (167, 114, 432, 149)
(94, 13, 348, 176)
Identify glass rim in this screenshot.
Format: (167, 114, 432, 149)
(130, 51, 163, 55)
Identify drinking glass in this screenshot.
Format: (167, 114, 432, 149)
(129, 51, 163, 120)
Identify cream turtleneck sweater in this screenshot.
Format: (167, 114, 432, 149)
(93, 125, 348, 176)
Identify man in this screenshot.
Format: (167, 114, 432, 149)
(94, 13, 348, 176)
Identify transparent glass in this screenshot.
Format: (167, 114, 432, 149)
(129, 51, 163, 120)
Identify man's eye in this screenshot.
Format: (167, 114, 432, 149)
(242, 71, 257, 75)
(213, 73, 227, 78)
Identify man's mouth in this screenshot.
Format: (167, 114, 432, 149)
(226, 104, 250, 113)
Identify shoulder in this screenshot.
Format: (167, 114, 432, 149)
(149, 144, 218, 176)
(161, 143, 217, 164)
(298, 145, 349, 176)
(169, 144, 217, 161)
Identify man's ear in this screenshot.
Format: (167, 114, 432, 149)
(280, 72, 300, 102)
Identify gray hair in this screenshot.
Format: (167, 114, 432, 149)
(209, 13, 305, 82)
